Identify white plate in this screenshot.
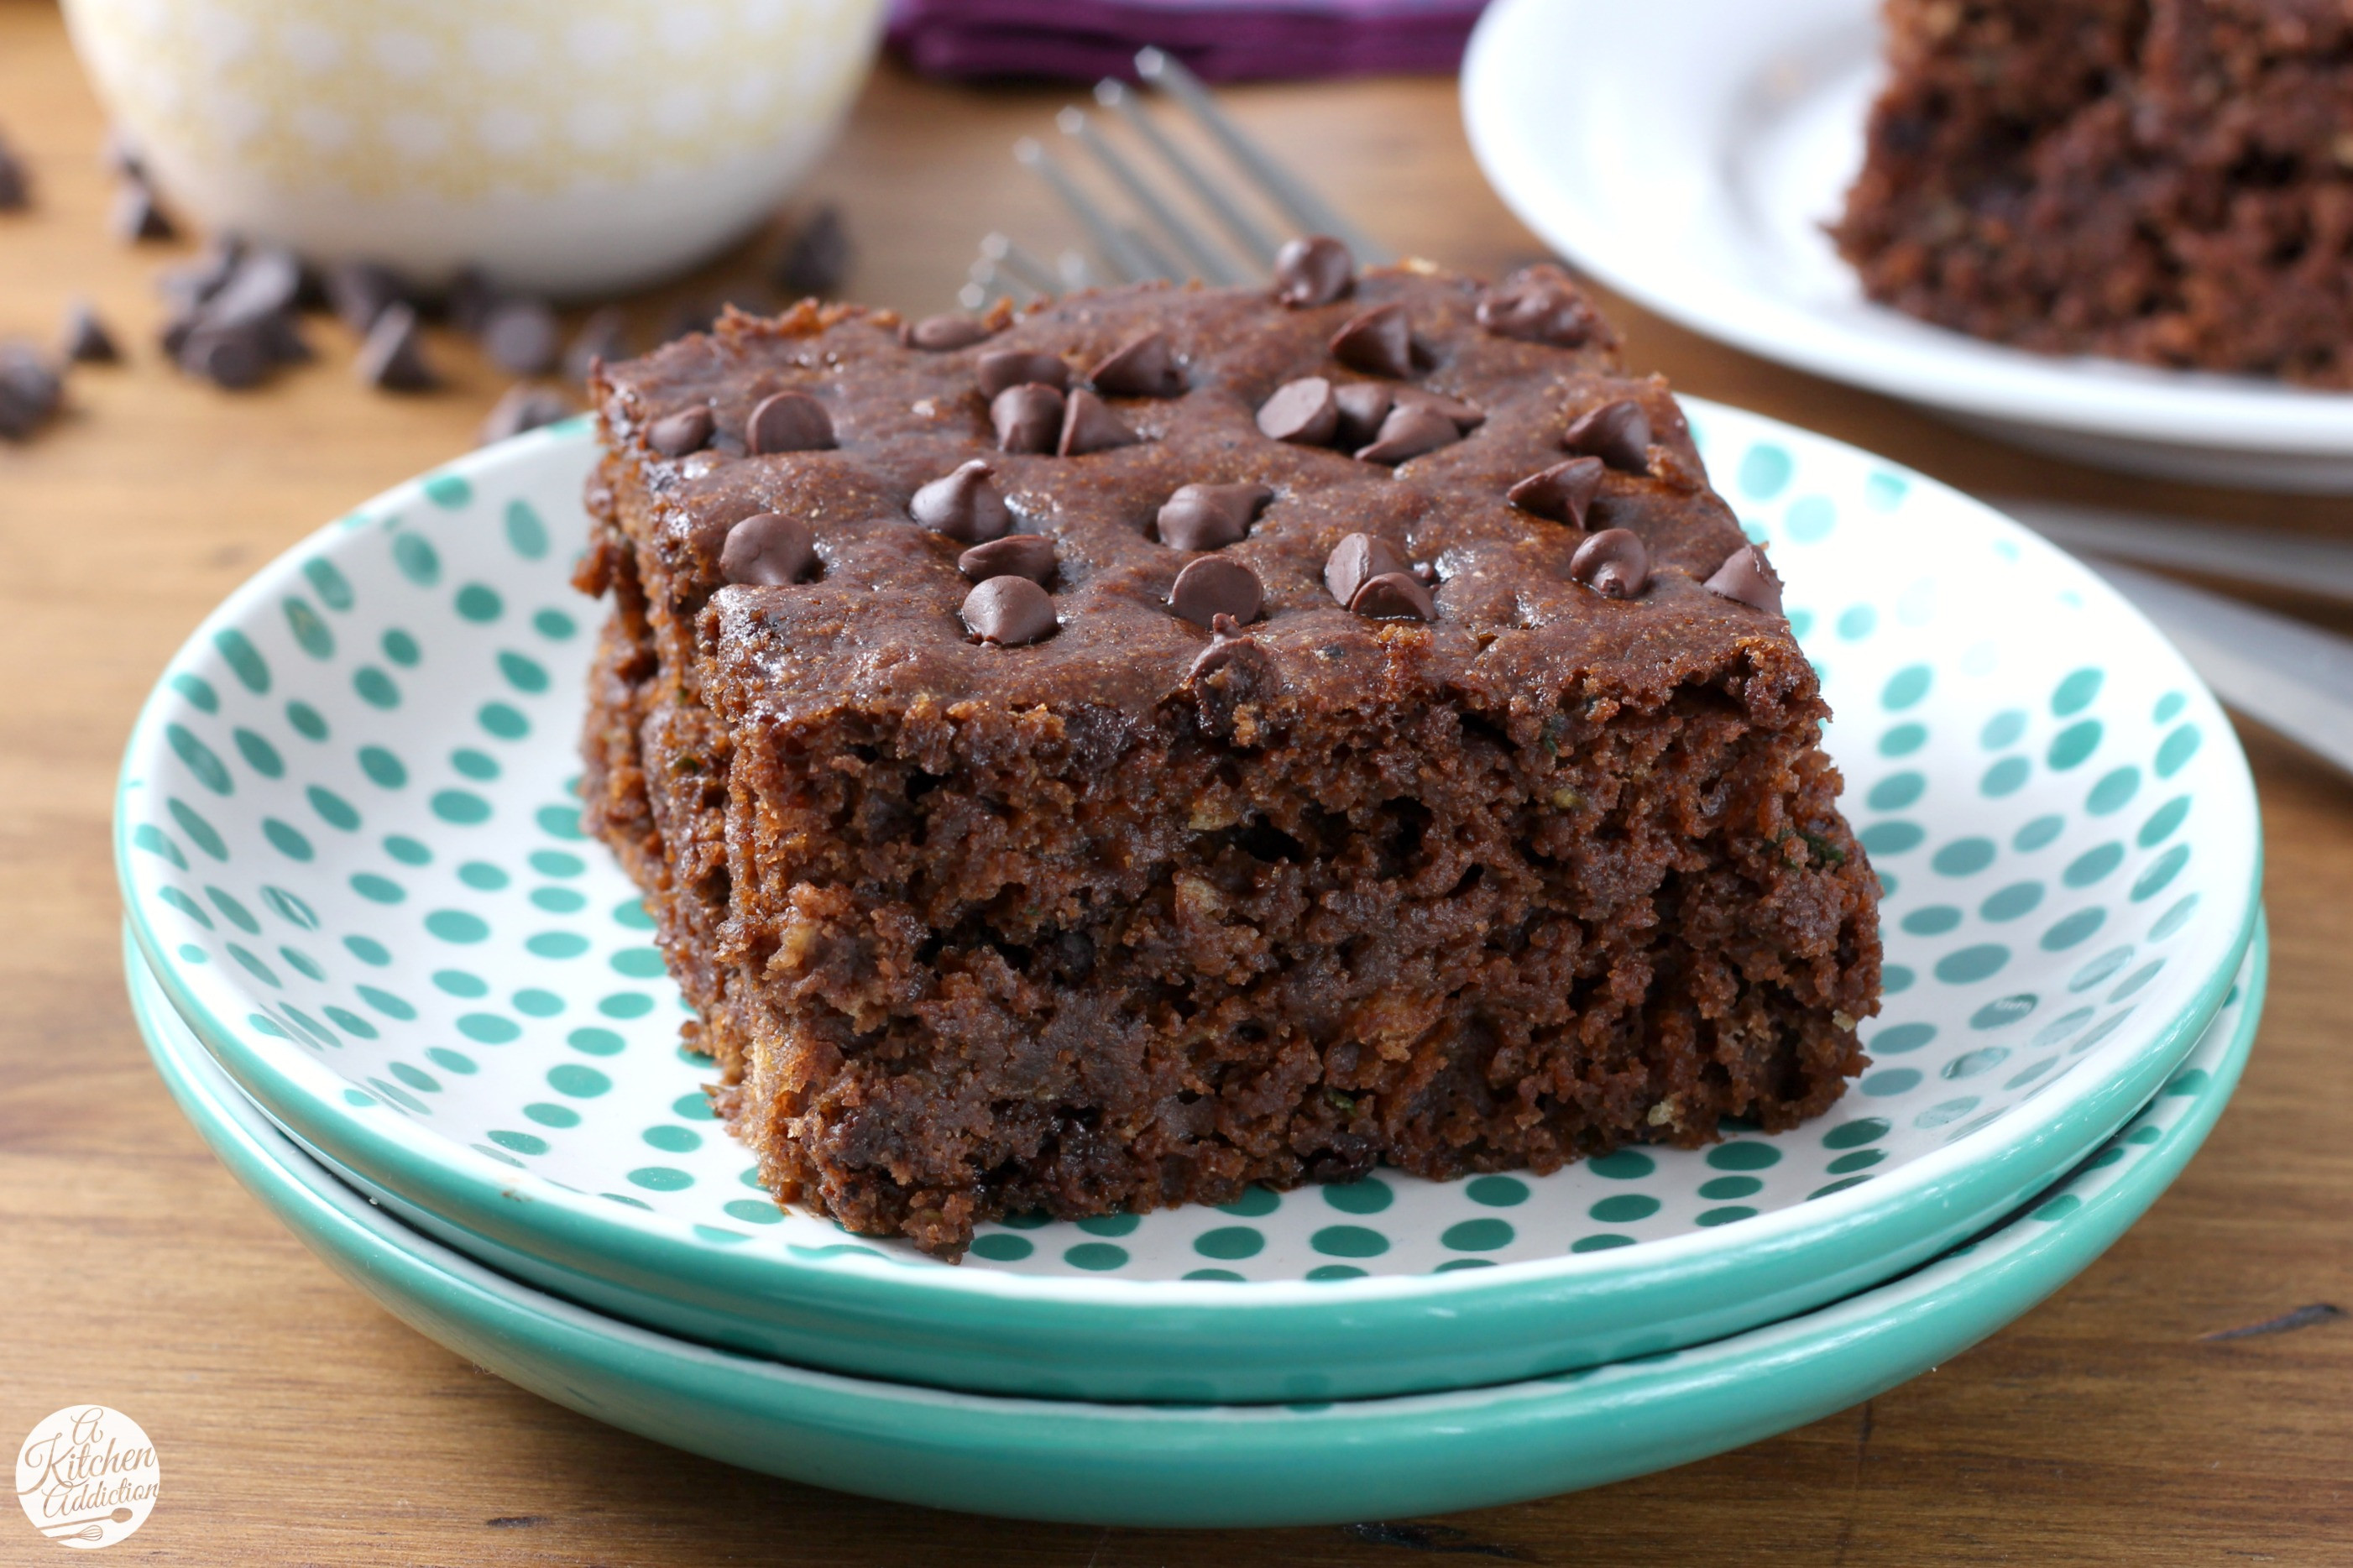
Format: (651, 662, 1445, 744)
(1461, 0, 2353, 490)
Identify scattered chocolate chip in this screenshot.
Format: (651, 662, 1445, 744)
(1169, 556, 1263, 627)
(1088, 331, 1184, 397)
(354, 301, 437, 392)
(1507, 456, 1606, 527)
(1330, 302, 1414, 379)
(178, 324, 272, 389)
(958, 532, 1055, 584)
(156, 237, 242, 317)
(772, 204, 850, 297)
(1059, 387, 1140, 457)
(903, 313, 994, 351)
(1257, 376, 1338, 445)
(0, 342, 62, 440)
(912, 458, 1011, 541)
(977, 350, 1069, 399)
(1562, 399, 1651, 473)
(99, 127, 142, 181)
(720, 513, 816, 586)
(443, 267, 500, 335)
(60, 300, 119, 363)
(1324, 533, 1410, 607)
(0, 136, 29, 210)
(110, 175, 172, 242)
(646, 405, 714, 457)
(992, 383, 1064, 453)
(1355, 402, 1459, 464)
(481, 297, 561, 376)
(479, 384, 574, 445)
(562, 306, 628, 384)
(1569, 528, 1650, 598)
(962, 575, 1057, 644)
(1350, 571, 1436, 620)
(1273, 235, 1353, 308)
(205, 247, 303, 327)
(1477, 263, 1605, 348)
(1158, 482, 1271, 551)
(1332, 382, 1393, 448)
(1705, 543, 1784, 614)
(745, 390, 835, 455)
(325, 260, 410, 333)
(1394, 386, 1486, 429)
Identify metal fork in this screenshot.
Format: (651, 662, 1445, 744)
(970, 50, 2353, 784)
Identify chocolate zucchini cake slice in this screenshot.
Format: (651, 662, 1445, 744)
(575, 248, 1880, 1257)
(1836, 0, 2353, 384)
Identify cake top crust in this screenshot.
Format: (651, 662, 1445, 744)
(592, 264, 1809, 734)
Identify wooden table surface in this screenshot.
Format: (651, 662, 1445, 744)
(5, 2, 2351, 1560)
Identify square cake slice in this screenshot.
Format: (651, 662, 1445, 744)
(576, 249, 1881, 1257)
(1835, 0, 2353, 384)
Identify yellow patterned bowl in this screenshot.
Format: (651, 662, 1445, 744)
(63, 0, 885, 295)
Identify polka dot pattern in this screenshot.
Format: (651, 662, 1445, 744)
(117, 407, 2257, 1293)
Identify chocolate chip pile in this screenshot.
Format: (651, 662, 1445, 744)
(667, 236, 1784, 666)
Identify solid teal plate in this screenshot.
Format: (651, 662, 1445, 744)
(131, 917, 2262, 1528)
(116, 403, 2261, 1402)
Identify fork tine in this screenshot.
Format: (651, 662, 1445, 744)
(1014, 137, 1164, 283)
(981, 233, 1064, 296)
(1058, 103, 1245, 285)
(1095, 80, 1279, 273)
(1134, 46, 1392, 264)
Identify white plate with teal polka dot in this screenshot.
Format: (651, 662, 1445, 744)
(115, 401, 2261, 1406)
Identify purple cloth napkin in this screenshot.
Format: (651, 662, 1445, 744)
(887, 0, 1488, 82)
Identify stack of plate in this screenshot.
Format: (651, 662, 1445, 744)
(115, 402, 2265, 1526)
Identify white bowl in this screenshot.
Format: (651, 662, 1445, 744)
(64, 0, 885, 296)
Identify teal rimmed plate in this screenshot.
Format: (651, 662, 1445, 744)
(131, 917, 2264, 1528)
(115, 403, 2261, 1403)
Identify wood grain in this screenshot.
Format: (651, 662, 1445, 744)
(3, 2, 2350, 1560)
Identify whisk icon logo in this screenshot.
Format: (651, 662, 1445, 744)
(16, 1407, 159, 1550)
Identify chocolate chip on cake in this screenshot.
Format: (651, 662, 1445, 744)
(1332, 382, 1393, 447)
(1088, 331, 1184, 397)
(1569, 528, 1650, 598)
(1257, 376, 1338, 445)
(1477, 264, 1603, 348)
(977, 350, 1069, 399)
(60, 300, 119, 364)
(1395, 386, 1486, 429)
(1350, 571, 1436, 620)
(1508, 456, 1606, 527)
(1058, 388, 1139, 456)
(646, 404, 714, 457)
(479, 384, 575, 446)
(354, 302, 437, 392)
(1563, 399, 1651, 473)
(903, 313, 995, 351)
(992, 383, 1064, 453)
(720, 513, 817, 586)
(1273, 234, 1354, 308)
(1323, 532, 1411, 607)
(1705, 543, 1783, 614)
(481, 297, 561, 376)
(912, 458, 1012, 541)
(961, 575, 1057, 644)
(1157, 482, 1271, 551)
(1355, 402, 1459, 464)
(958, 533, 1056, 584)
(1169, 556, 1263, 627)
(1330, 303, 1414, 379)
(745, 390, 835, 455)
